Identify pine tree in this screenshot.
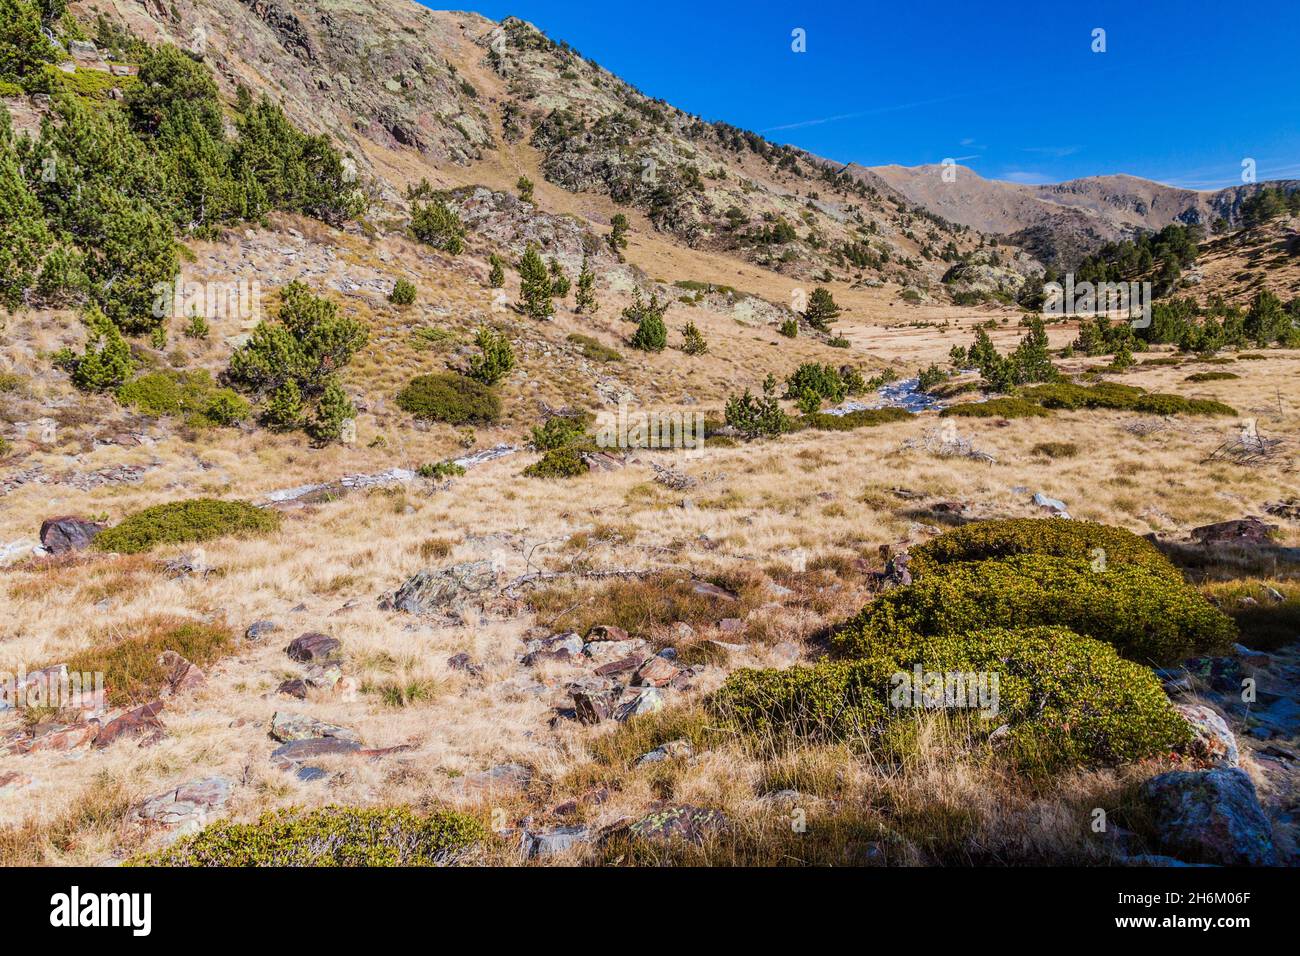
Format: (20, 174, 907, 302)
(630, 312, 667, 352)
(69, 307, 133, 391)
(308, 376, 355, 442)
(548, 258, 570, 298)
(680, 321, 708, 355)
(608, 213, 628, 260)
(516, 176, 534, 203)
(263, 379, 303, 431)
(488, 253, 505, 288)
(467, 327, 515, 385)
(410, 198, 465, 254)
(574, 256, 598, 313)
(803, 286, 841, 332)
(517, 246, 554, 319)
(0, 108, 50, 311)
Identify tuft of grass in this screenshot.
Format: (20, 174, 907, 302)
(529, 571, 762, 637)
(1031, 441, 1079, 458)
(1200, 579, 1300, 652)
(66, 616, 233, 706)
(567, 333, 622, 363)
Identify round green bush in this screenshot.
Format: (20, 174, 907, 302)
(1019, 382, 1144, 410)
(131, 806, 486, 866)
(833, 554, 1235, 666)
(911, 518, 1180, 581)
(523, 445, 589, 478)
(389, 279, 417, 305)
(712, 626, 1192, 768)
(396, 372, 500, 425)
(94, 498, 281, 554)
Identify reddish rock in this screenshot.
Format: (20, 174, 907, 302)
(633, 656, 679, 687)
(594, 655, 642, 677)
(93, 701, 164, 749)
(157, 651, 205, 695)
(1190, 517, 1279, 546)
(286, 632, 341, 663)
(39, 516, 105, 554)
(586, 625, 630, 643)
(571, 689, 619, 725)
(25, 721, 100, 753)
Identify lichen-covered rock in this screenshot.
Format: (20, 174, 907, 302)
(285, 632, 341, 662)
(629, 804, 727, 844)
(269, 711, 361, 745)
(387, 560, 497, 614)
(1174, 703, 1239, 768)
(1139, 768, 1277, 866)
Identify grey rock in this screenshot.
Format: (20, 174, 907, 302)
(524, 826, 591, 858)
(1139, 768, 1277, 866)
(1174, 703, 1239, 768)
(389, 560, 497, 614)
(286, 632, 340, 662)
(39, 516, 105, 555)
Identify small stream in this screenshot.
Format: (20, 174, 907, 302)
(822, 376, 944, 416)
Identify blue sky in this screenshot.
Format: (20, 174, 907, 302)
(445, 0, 1300, 190)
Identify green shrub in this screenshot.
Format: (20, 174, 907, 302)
(802, 286, 840, 332)
(778, 318, 798, 338)
(939, 397, 1049, 419)
(630, 312, 668, 352)
(1186, 371, 1239, 385)
(911, 518, 1180, 580)
(531, 414, 589, 451)
(833, 554, 1235, 666)
(396, 373, 500, 425)
(131, 805, 487, 866)
(517, 245, 553, 319)
(94, 498, 280, 554)
(1019, 382, 1144, 410)
(725, 375, 789, 439)
(713, 626, 1192, 768)
(680, 321, 708, 355)
(786, 363, 848, 404)
(117, 369, 247, 427)
(307, 377, 355, 442)
(389, 279, 416, 305)
(567, 333, 621, 362)
(262, 379, 303, 431)
(523, 445, 588, 478)
(466, 327, 515, 385)
(416, 460, 467, 480)
(411, 199, 465, 254)
(1133, 393, 1236, 416)
(66, 307, 133, 392)
(796, 406, 911, 431)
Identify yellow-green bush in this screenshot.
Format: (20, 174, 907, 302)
(833, 555, 1235, 665)
(795, 406, 912, 431)
(117, 369, 249, 426)
(94, 498, 280, 554)
(131, 806, 486, 866)
(939, 397, 1049, 419)
(396, 372, 500, 424)
(911, 518, 1180, 581)
(712, 626, 1192, 767)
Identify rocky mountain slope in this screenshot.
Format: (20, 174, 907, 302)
(865, 163, 1300, 267)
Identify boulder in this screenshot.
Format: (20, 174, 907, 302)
(633, 656, 678, 688)
(1190, 517, 1278, 546)
(269, 712, 361, 745)
(285, 632, 340, 663)
(571, 688, 620, 724)
(524, 826, 591, 859)
(157, 650, 205, 696)
(387, 560, 497, 614)
(93, 701, 164, 749)
(1139, 768, 1277, 866)
(615, 688, 664, 720)
(628, 804, 727, 844)
(586, 625, 630, 642)
(1174, 703, 1239, 767)
(39, 516, 105, 555)
(270, 737, 362, 766)
(583, 638, 645, 664)
(136, 776, 232, 830)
